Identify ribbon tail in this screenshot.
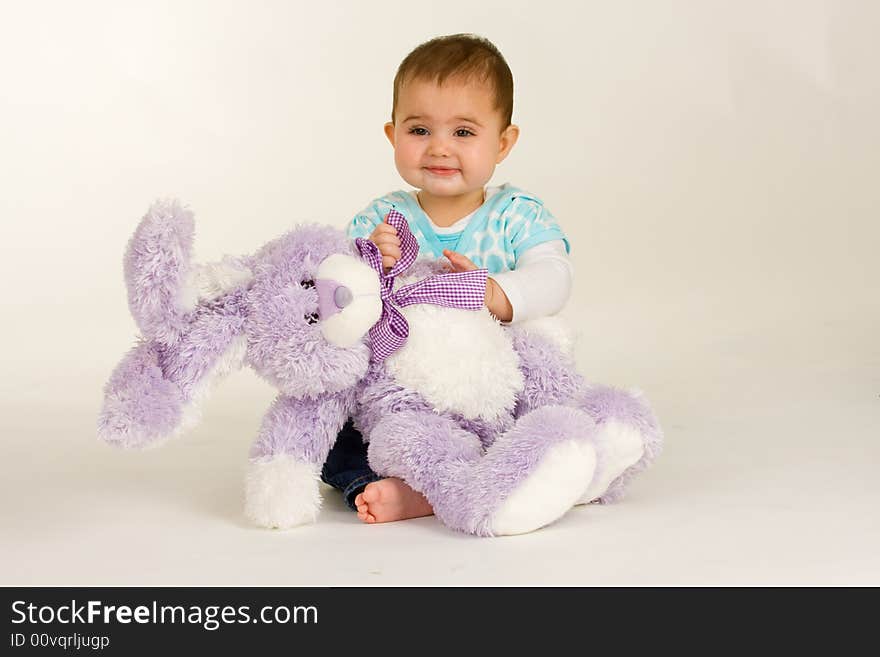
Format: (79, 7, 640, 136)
(368, 305, 410, 362)
(393, 269, 488, 311)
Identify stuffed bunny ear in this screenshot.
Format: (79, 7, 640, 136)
(315, 254, 382, 347)
(124, 200, 195, 345)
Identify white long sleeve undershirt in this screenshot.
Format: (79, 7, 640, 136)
(489, 240, 572, 323)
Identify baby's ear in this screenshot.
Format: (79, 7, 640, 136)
(497, 124, 520, 163)
(384, 121, 396, 147)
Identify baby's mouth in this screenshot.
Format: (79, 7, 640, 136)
(424, 166, 460, 176)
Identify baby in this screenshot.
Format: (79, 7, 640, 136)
(320, 34, 573, 523)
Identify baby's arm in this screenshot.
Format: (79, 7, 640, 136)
(483, 193, 572, 322)
(487, 240, 572, 323)
(443, 240, 571, 322)
(492, 240, 572, 322)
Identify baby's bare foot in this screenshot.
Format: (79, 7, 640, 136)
(354, 478, 434, 524)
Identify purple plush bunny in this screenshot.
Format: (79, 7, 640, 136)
(99, 200, 662, 536)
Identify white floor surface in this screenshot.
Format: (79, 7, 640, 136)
(2, 301, 877, 587)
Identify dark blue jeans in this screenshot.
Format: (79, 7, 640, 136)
(321, 420, 380, 510)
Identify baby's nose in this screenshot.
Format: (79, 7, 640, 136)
(427, 135, 451, 156)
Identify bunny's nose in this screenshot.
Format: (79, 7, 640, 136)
(335, 285, 353, 308)
(314, 253, 382, 347)
(315, 280, 353, 320)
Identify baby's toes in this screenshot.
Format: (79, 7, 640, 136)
(361, 482, 382, 504)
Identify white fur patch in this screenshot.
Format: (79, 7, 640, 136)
(516, 316, 575, 357)
(179, 256, 254, 310)
(317, 254, 382, 347)
(244, 455, 322, 529)
(385, 301, 523, 421)
(576, 420, 645, 505)
(490, 440, 597, 536)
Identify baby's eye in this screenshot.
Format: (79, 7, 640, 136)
(409, 127, 429, 136)
(454, 129, 475, 137)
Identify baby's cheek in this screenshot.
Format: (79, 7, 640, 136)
(395, 152, 424, 187)
(465, 152, 496, 182)
(395, 142, 420, 168)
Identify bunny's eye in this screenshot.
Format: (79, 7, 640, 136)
(305, 312, 319, 325)
(300, 279, 315, 289)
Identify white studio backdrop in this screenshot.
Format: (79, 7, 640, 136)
(1, 0, 879, 587)
(0, 0, 877, 436)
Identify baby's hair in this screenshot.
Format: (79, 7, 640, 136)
(391, 34, 514, 128)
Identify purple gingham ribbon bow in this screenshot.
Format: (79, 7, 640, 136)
(355, 210, 488, 362)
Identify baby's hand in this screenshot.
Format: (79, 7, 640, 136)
(442, 249, 513, 322)
(442, 249, 479, 274)
(369, 215, 401, 271)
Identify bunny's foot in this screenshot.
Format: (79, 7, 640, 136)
(576, 385, 663, 505)
(244, 455, 322, 529)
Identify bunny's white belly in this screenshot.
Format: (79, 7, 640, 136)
(384, 304, 523, 421)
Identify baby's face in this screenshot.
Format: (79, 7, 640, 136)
(386, 77, 517, 201)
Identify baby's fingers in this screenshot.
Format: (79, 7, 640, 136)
(370, 221, 398, 240)
(373, 232, 401, 249)
(443, 249, 478, 272)
(378, 243, 401, 262)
